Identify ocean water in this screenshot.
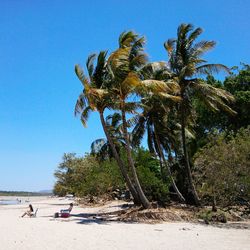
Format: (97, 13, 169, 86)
(0, 199, 21, 205)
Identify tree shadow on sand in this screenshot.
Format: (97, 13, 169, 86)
(70, 209, 132, 225)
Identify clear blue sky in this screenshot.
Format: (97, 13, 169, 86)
(0, 0, 249, 191)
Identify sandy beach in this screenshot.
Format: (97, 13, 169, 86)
(0, 197, 249, 250)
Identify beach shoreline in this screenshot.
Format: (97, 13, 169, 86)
(0, 195, 48, 205)
(0, 197, 249, 250)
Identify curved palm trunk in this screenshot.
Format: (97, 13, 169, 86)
(180, 109, 200, 206)
(99, 111, 141, 205)
(154, 130, 186, 203)
(158, 155, 166, 181)
(121, 103, 150, 209)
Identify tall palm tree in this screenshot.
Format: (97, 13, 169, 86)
(107, 32, 184, 208)
(132, 97, 186, 202)
(74, 51, 141, 205)
(107, 31, 151, 208)
(164, 23, 236, 205)
(132, 61, 185, 202)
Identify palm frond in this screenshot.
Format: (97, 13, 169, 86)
(140, 61, 170, 80)
(164, 39, 176, 57)
(119, 31, 138, 48)
(120, 72, 141, 95)
(129, 36, 147, 67)
(91, 138, 106, 154)
(93, 50, 108, 88)
(106, 113, 122, 128)
(158, 92, 182, 102)
(177, 23, 194, 41)
(140, 79, 169, 92)
(141, 79, 181, 99)
(75, 64, 90, 89)
(108, 47, 130, 75)
(131, 115, 146, 147)
(130, 54, 148, 71)
(74, 91, 88, 115)
(80, 106, 92, 127)
(86, 54, 97, 78)
(89, 88, 108, 99)
(191, 81, 236, 115)
(191, 40, 216, 57)
(130, 36, 145, 55)
(166, 79, 181, 94)
(196, 63, 230, 75)
(188, 27, 203, 45)
(176, 23, 194, 55)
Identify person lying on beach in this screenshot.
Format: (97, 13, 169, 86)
(21, 204, 34, 217)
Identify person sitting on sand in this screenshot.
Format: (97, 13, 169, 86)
(21, 204, 34, 217)
(54, 203, 74, 218)
(60, 203, 73, 214)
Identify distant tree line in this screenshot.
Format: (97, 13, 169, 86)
(0, 191, 49, 196)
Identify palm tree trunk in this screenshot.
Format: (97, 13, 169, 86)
(120, 103, 150, 209)
(180, 109, 200, 206)
(154, 130, 186, 202)
(158, 155, 165, 181)
(99, 111, 141, 205)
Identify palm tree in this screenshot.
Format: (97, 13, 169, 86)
(133, 100, 186, 202)
(132, 61, 185, 202)
(164, 23, 236, 205)
(74, 51, 141, 205)
(107, 31, 185, 208)
(107, 31, 151, 208)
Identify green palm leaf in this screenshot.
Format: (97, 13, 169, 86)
(80, 106, 92, 127)
(86, 53, 97, 78)
(196, 63, 230, 75)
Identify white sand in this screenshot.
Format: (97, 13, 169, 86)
(0, 197, 249, 250)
